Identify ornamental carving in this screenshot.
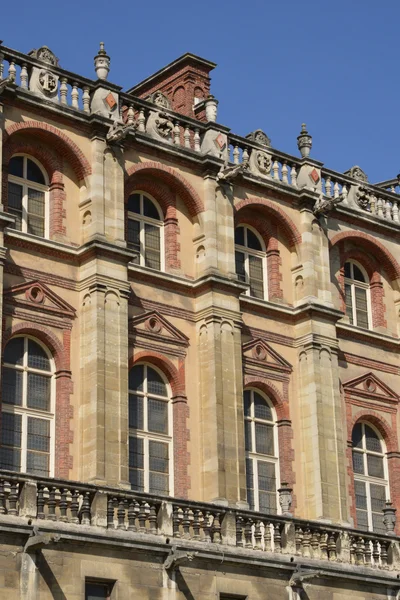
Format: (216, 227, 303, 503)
(344, 165, 368, 183)
(38, 70, 59, 95)
(355, 186, 371, 210)
(149, 91, 171, 110)
(255, 151, 272, 174)
(155, 112, 174, 139)
(246, 129, 271, 147)
(29, 46, 59, 67)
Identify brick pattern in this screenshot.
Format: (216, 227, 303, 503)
(131, 350, 190, 498)
(2, 321, 73, 478)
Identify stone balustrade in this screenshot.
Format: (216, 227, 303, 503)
(0, 472, 398, 571)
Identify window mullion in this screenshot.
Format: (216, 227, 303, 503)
(351, 284, 357, 326)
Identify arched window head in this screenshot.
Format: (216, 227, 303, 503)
(244, 389, 279, 512)
(127, 192, 163, 271)
(0, 337, 54, 476)
(352, 422, 389, 533)
(8, 155, 49, 238)
(344, 261, 371, 329)
(128, 363, 172, 495)
(235, 225, 267, 300)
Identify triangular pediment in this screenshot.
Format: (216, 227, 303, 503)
(243, 338, 292, 373)
(343, 372, 399, 403)
(130, 311, 189, 347)
(4, 280, 75, 318)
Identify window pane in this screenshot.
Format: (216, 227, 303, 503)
(344, 262, 351, 278)
(9, 156, 24, 178)
(248, 255, 264, 299)
(258, 461, 276, 492)
(149, 440, 169, 473)
(244, 420, 252, 452)
(2, 368, 23, 406)
(27, 373, 50, 411)
(234, 226, 245, 246)
(352, 450, 364, 474)
(129, 395, 144, 430)
(148, 398, 168, 434)
(147, 367, 167, 397)
(356, 508, 369, 531)
(28, 340, 51, 371)
(371, 512, 386, 534)
(345, 284, 353, 323)
(27, 215, 45, 238)
(367, 454, 384, 479)
(352, 423, 363, 448)
(143, 196, 161, 220)
(4, 338, 24, 366)
(129, 468, 144, 491)
(127, 193, 140, 214)
(144, 224, 160, 270)
(254, 393, 273, 421)
(0, 447, 21, 471)
(127, 218, 140, 259)
(355, 287, 368, 329)
(7, 182, 23, 210)
(28, 188, 45, 217)
(365, 425, 382, 453)
(27, 159, 45, 185)
(27, 417, 50, 452)
(27, 451, 49, 476)
(235, 251, 246, 282)
(85, 583, 109, 600)
(259, 491, 277, 514)
(129, 436, 144, 491)
(353, 264, 366, 282)
(246, 229, 262, 251)
(1, 412, 22, 448)
(145, 250, 161, 270)
(354, 480, 367, 510)
(149, 472, 169, 495)
(255, 423, 274, 456)
(129, 365, 144, 392)
(246, 458, 255, 510)
(370, 483, 386, 513)
(243, 390, 251, 417)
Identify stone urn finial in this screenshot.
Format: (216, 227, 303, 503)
(383, 500, 397, 536)
(94, 42, 110, 80)
(278, 482, 293, 516)
(297, 123, 312, 158)
(204, 94, 218, 123)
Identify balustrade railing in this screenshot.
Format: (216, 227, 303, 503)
(171, 501, 225, 542)
(106, 493, 160, 533)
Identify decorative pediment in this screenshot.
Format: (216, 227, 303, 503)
(344, 165, 368, 183)
(243, 338, 292, 374)
(130, 311, 189, 348)
(246, 129, 271, 147)
(343, 372, 399, 404)
(4, 280, 75, 318)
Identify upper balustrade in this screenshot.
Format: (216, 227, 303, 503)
(1, 42, 400, 229)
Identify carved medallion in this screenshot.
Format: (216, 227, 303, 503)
(246, 129, 271, 147)
(29, 46, 59, 67)
(355, 186, 371, 210)
(255, 151, 272, 174)
(38, 70, 59, 95)
(155, 112, 174, 138)
(344, 165, 368, 183)
(149, 90, 171, 110)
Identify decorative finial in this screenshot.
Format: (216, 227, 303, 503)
(94, 42, 110, 80)
(204, 94, 218, 123)
(297, 123, 312, 158)
(383, 500, 397, 536)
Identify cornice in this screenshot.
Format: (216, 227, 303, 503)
(336, 322, 400, 351)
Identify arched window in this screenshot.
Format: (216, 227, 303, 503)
(7, 155, 48, 238)
(244, 389, 279, 512)
(352, 422, 389, 533)
(127, 192, 163, 270)
(235, 225, 267, 299)
(344, 261, 371, 329)
(0, 337, 54, 476)
(128, 364, 172, 495)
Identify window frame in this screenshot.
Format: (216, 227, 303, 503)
(7, 154, 50, 239)
(127, 191, 164, 271)
(343, 260, 372, 330)
(1, 335, 56, 477)
(244, 388, 280, 513)
(235, 225, 268, 300)
(352, 421, 389, 533)
(85, 579, 114, 600)
(128, 363, 174, 495)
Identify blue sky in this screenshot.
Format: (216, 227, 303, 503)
(3, 0, 400, 183)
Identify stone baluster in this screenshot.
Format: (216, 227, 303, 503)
(20, 63, 28, 89)
(203, 511, 212, 542)
(174, 121, 180, 146)
(137, 108, 146, 133)
(377, 197, 384, 218)
(184, 126, 190, 149)
(364, 538, 372, 565)
(70, 490, 80, 524)
(117, 498, 126, 529)
(264, 521, 272, 552)
(212, 512, 222, 544)
(244, 518, 253, 548)
(372, 539, 380, 566)
(272, 160, 280, 181)
(172, 506, 182, 538)
(236, 516, 244, 547)
(182, 507, 191, 539)
(369, 193, 376, 214)
(254, 520, 263, 549)
(0, 53, 4, 79)
(59, 489, 68, 522)
(380, 540, 389, 568)
(194, 129, 201, 152)
(8, 482, 18, 516)
(80, 492, 91, 525)
(8, 61, 16, 82)
(342, 184, 348, 200)
(325, 176, 332, 197)
(47, 487, 57, 521)
(301, 527, 311, 557)
(320, 531, 328, 560)
(107, 497, 116, 528)
(127, 104, 135, 125)
(71, 83, 79, 109)
(273, 523, 282, 553)
(192, 510, 201, 540)
(242, 147, 249, 164)
(355, 536, 365, 565)
(384, 200, 391, 220)
(328, 532, 337, 560)
(37, 487, 45, 520)
(128, 500, 140, 532)
(233, 145, 240, 165)
(393, 201, 399, 222)
(291, 164, 298, 188)
(60, 78, 68, 105)
(148, 504, 157, 534)
(282, 162, 289, 184)
(310, 529, 320, 557)
(333, 180, 340, 198)
(0, 481, 5, 514)
(82, 87, 90, 114)
(295, 525, 303, 554)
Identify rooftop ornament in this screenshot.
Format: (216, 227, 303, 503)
(94, 42, 110, 81)
(297, 123, 312, 158)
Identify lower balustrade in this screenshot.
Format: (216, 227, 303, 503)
(0, 473, 397, 571)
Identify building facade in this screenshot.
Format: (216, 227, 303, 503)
(0, 40, 399, 599)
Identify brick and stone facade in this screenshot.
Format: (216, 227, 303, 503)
(0, 41, 398, 599)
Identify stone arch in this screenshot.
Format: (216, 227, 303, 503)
(131, 350, 185, 397)
(243, 375, 288, 420)
(348, 410, 396, 453)
(3, 322, 67, 371)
